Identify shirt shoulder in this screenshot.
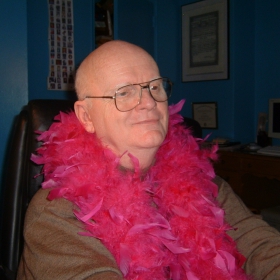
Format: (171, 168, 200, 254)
(18, 188, 123, 279)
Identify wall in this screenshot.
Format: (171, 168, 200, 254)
(155, 0, 280, 144)
(255, 0, 280, 145)
(27, 0, 279, 145)
(115, 0, 154, 57)
(27, 0, 94, 100)
(0, 0, 28, 192)
(1, 0, 280, 192)
(155, 0, 256, 143)
(154, 0, 179, 82)
(231, 0, 255, 143)
(0, 0, 95, 192)
(255, 0, 280, 111)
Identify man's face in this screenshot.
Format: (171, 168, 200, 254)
(84, 49, 169, 161)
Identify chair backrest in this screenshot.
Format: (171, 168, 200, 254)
(0, 100, 201, 280)
(183, 117, 202, 138)
(0, 99, 74, 280)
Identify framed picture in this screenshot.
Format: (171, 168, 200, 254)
(192, 102, 218, 129)
(182, 0, 228, 82)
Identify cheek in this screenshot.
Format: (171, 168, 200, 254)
(159, 104, 169, 133)
(90, 102, 119, 136)
(102, 106, 130, 136)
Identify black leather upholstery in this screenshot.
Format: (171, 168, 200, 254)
(183, 117, 202, 138)
(0, 99, 201, 280)
(0, 99, 74, 280)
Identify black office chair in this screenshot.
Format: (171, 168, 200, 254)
(0, 99, 201, 280)
(183, 117, 202, 139)
(0, 99, 75, 280)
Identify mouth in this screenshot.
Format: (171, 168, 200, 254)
(134, 119, 159, 125)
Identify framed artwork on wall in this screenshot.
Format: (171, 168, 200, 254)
(192, 102, 218, 129)
(182, 0, 228, 82)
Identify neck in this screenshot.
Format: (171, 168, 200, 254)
(119, 148, 158, 171)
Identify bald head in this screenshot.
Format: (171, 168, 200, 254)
(74, 40, 168, 170)
(75, 40, 159, 100)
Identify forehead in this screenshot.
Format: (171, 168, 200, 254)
(103, 56, 160, 90)
(77, 43, 160, 96)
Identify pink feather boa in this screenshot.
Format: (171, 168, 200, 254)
(32, 100, 249, 279)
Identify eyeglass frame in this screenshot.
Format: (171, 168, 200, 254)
(83, 77, 173, 112)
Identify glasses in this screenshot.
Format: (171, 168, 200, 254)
(84, 77, 173, 112)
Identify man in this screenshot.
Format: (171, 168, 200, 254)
(74, 39, 169, 171)
(18, 41, 280, 279)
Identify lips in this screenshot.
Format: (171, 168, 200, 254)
(134, 119, 159, 125)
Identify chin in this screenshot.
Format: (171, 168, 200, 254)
(137, 131, 166, 149)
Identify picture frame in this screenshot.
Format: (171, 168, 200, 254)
(182, 0, 228, 82)
(192, 102, 218, 129)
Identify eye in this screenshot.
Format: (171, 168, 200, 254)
(150, 85, 159, 91)
(116, 85, 136, 99)
(150, 81, 164, 92)
(117, 91, 129, 98)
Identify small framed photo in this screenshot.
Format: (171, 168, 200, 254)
(182, 0, 228, 82)
(192, 102, 218, 129)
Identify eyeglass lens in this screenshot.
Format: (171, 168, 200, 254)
(115, 78, 172, 112)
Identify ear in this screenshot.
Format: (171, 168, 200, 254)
(74, 100, 95, 133)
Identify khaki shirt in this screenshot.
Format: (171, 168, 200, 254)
(17, 177, 280, 279)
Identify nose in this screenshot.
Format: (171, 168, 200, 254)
(137, 85, 156, 110)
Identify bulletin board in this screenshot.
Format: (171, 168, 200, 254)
(47, 0, 75, 91)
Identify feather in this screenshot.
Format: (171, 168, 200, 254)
(31, 101, 249, 280)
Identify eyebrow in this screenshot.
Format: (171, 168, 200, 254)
(115, 77, 162, 90)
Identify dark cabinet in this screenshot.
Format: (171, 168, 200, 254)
(214, 151, 280, 212)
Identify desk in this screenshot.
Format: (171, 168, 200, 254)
(214, 150, 280, 212)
